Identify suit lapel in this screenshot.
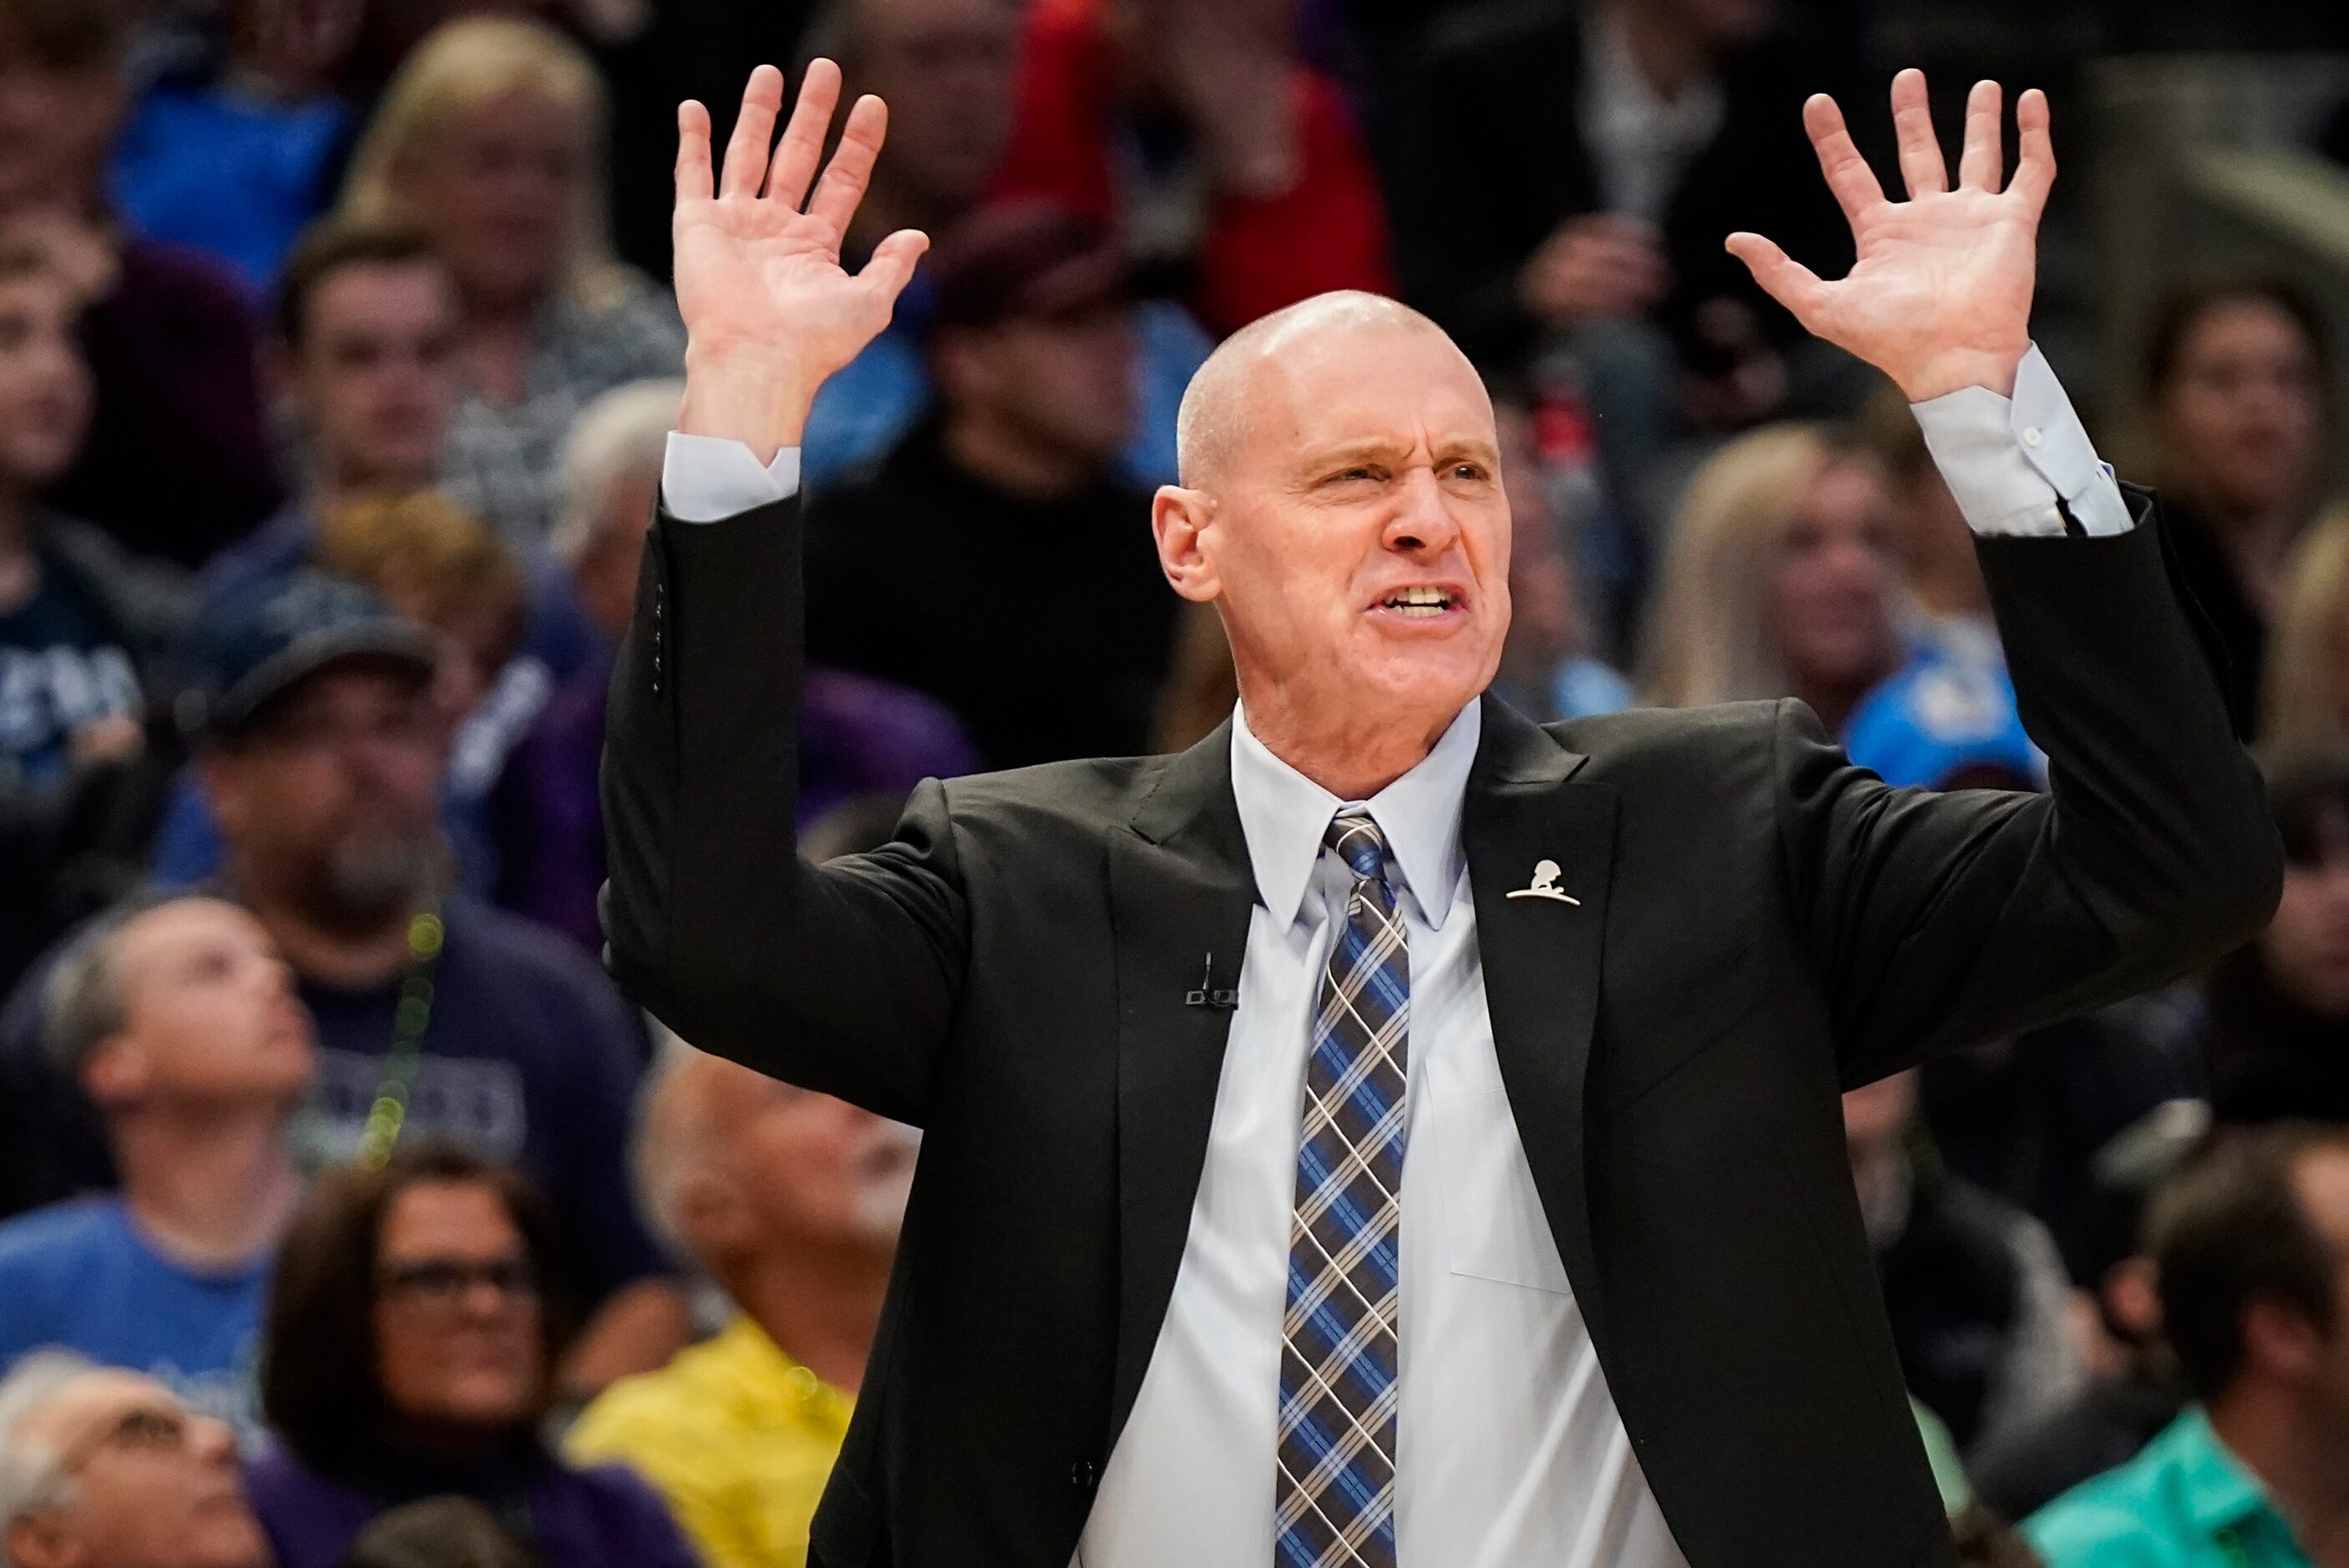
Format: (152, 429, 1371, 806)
(1463, 695, 1617, 1349)
(1106, 720, 1258, 1450)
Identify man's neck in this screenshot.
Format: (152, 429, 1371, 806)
(2211, 1390, 2349, 1566)
(309, 463, 432, 521)
(243, 887, 420, 991)
(2196, 493, 2305, 617)
(1238, 677, 1464, 801)
(847, 180, 956, 262)
(1602, 0, 1714, 103)
(726, 1243, 892, 1395)
(114, 1102, 303, 1272)
(940, 410, 1096, 503)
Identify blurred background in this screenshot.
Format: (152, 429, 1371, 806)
(2, 0, 2349, 1565)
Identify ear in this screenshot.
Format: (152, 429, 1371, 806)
(195, 751, 248, 842)
(2242, 1296, 2327, 1384)
(8, 1510, 73, 1568)
(1152, 485, 1222, 604)
(675, 1170, 757, 1261)
(80, 1034, 145, 1110)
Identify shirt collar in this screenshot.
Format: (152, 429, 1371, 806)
(1229, 701, 1480, 932)
(2169, 1407, 2284, 1536)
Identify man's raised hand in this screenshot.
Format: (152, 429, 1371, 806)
(1726, 69, 2053, 402)
(673, 61, 929, 459)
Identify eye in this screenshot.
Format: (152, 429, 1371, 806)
(1449, 462, 1489, 482)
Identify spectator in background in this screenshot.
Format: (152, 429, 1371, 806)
(2138, 279, 2334, 739)
(568, 1039, 919, 1568)
(2260, 515, 2349, 761)
(1638, 422, 1904, 733)
(806, 202, 1178, 768)
(1972, 1101, 2203, 1525)
(1845, 1070, 2085, 1457)
(246, 1145, 697, 1568)
(2200, 755, 2349, 1127)
(2027, 1125, 2349, 1567)
(493, 378, 972, 949)
(0, 0, 281, 565)
(337, 16, 686, 544)
(991, 0, 1395, 337)
(201, 218, 598, 682)
(111, 0, 362, 294)
(0, 1350, 271, 1568)
(0, 897, 309, 1442)
(164, 493, 552, 901)
(798, 0, 1212, 493)
(0, 240, 187, 993)
(1390, 0, 1850, 472)
(1843, 383, 2037, 792)
(0, 572, 683, 1388)
(1488, 397, 1632, 721)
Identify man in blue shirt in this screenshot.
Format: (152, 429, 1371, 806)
(0, 894, 312, 1444)
(2028, 1125, 2349, 1565)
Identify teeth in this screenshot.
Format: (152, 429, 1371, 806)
(1382, 586, 1454, 617)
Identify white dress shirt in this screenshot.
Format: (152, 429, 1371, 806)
(660, 344, 2130, 1565)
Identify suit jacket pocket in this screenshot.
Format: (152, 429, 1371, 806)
(1597, 938, 1771, 1112)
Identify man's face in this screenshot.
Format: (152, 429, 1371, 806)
(89, 900, 313, 1112)
(0, 60, 124, 215)
(571, 464, 659, 640)
(0, 270, 88, 486)
(941, 304, 1137, 468)
(714, 1063, 919, 1257)
(1655, 0, 1779, 50)
(853, 0, 1022, 215)
(2263, 813, 2349, 1018)
(4, 1372, 266, 1568)
(199, 664, 444, 933)
(372, 1180, 544, 1431)
(1170, 323, 1511, 734)
(2287, 1149, 2349, 1419)
(286, 260, 460, 491)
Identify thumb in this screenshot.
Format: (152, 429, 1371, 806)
(858, 228, 930, 314)
(1724, 232, 1827, 327)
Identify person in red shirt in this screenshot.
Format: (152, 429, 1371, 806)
(991, 0, 1394, 336)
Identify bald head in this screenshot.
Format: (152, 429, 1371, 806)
(633, 1039, 918, 1275)
(1174, 292, 1471, 490)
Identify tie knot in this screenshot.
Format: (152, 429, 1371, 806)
(1324, 811, 1390, 883)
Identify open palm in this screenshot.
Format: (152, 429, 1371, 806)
(672, 62, 928, 436)
(1728, 71, 2054, 402)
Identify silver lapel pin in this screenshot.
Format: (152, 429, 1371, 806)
(1506, 858, 1580, 906)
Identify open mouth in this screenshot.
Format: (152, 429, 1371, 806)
(1376, 585, 1461, 620)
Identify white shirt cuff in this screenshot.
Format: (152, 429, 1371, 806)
(1907, 345, 2133, 539)
(660, 432, 803, 523)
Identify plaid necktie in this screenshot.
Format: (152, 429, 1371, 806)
(1276, 808, 1409, 1568)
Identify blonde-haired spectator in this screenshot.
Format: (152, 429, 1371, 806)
(1639, 423, 1906, 734)
(339, 16, 685, 544)
(2260, 511, 2349, 766)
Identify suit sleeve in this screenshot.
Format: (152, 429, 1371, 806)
(1776, 488, 2281, 1089)
(598, 493, 967, 1125)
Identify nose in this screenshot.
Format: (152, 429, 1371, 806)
(190, 1414, 237, 1466)
(1381, 467, 1461, 557)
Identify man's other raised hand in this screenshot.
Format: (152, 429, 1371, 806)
(673, 62, 929, 462)
(1726, 69, 2053, 402)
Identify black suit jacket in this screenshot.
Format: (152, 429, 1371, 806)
(600, 488, 2278, 1568)
(1387, 0, 1855, 370)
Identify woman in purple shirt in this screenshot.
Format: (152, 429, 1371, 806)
(244, 1145, 698, 1568)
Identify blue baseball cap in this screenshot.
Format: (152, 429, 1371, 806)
(179, 569, 440, 743)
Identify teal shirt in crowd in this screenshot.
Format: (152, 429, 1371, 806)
(2025, 1409, 2307, 1567)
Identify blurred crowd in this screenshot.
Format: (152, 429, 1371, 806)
(0, 0, 2343, 1563)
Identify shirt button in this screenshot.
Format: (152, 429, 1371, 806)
(1070, 1459, 1096, 1490)
(2022, 426, 2043, 448)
